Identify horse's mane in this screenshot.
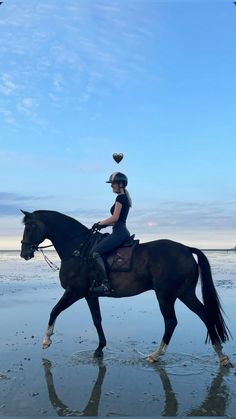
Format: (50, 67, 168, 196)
(22, 210, 89, 235)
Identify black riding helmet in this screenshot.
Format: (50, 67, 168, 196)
(106, 172, 128, 187)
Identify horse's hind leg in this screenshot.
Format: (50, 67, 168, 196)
(147, 296, 177, 363)
(43, 288, 80, 349)
(179, 291, 230, 366)
(86, 296, 107, 358)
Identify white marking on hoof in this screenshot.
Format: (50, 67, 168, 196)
(42, 337, 52, 349)
(213, 344, 231, 367)
(42, 324, 54, 349)
(146, 355, 157, 363)
(147, 341, 168, 363)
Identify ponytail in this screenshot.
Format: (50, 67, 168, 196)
(124, 188, 132, 207)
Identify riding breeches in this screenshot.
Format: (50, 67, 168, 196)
(91, 222, 130, 255)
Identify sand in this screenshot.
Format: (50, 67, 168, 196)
(0, 250, 236, 417)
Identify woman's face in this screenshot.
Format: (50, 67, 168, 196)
(111, 182, 120, 193)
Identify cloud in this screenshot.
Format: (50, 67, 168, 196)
(0, 192, 52, 201)
(0, 73, 18, 95)
(0, 0, 157, 123)
(0, 192, 53, 216)
(1, 200, 236, 249)
(17, 96, 39, 118)
(127, 200, 236, 233)
(60, 200, 236, 235)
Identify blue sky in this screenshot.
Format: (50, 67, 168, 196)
(0, 0, 236, 249)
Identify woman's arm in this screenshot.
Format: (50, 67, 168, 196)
(98, 202, 122, 226)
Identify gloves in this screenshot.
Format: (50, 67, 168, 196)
(92, 223, 103, 231)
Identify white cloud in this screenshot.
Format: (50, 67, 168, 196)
(147, 221, 158, 227)
(53, 73, 64, 91)
(128, 201, 236, 233)
(0, 0, 157, 123)
(0, 73, 18, 95)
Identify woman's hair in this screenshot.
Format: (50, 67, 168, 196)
(124, 188, 132, 207)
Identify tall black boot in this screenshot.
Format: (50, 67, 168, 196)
(91, 252, 111, 295)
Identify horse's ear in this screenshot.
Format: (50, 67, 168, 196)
(20, 210, 32, 218)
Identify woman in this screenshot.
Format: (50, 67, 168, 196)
(91, 172, 132, 295)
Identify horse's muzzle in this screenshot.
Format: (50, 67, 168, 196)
(20, 247, 35, 260)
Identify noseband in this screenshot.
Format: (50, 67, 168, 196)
(21, 240, 39, 250)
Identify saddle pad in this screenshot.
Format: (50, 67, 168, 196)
(106, 240, 139, 272)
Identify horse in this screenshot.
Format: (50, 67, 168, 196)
(20, 210, 231, 366)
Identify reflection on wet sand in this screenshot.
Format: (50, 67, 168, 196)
(153, 363, 230, 416)
(153, 365, 178, 416)
(42, 358, 106, 416)
(43, 358, 230, 417)
(186, 368, 230, 416)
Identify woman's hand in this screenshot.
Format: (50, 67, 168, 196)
(91, 222, 106, 231)
(92, 223, 101, 231)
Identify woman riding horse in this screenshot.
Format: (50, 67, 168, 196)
(91, 172, 132, 295)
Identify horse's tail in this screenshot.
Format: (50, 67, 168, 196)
(189, 247, 231, 344)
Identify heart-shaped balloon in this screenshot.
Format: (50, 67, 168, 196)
(113, 153, 124, 164)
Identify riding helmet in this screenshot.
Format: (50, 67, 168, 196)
(106, 172, 128, 187)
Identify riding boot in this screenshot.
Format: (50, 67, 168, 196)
(91, 252, 111, 295)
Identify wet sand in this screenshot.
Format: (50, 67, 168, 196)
(0, 251, 236, 417)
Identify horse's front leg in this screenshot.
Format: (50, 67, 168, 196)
(43, 288, 80, 349)
(85, 296, 106, 357)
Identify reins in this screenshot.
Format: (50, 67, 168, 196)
(37, 243, 54, 249)
(38, 248, 60, 271)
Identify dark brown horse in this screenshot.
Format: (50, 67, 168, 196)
(20, 210, 231, 366)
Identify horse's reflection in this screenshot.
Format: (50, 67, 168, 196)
(42, 358, 106, 416)
(42, 358, 230, 417)
(152, 363, 230, 417)
(186, 368, 230, 416)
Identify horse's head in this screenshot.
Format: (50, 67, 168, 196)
(20, 210, 47, 260)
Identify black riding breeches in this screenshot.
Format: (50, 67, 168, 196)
(91, 222, 130, 255)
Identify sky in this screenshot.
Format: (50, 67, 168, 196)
(0, 0, 236, 250)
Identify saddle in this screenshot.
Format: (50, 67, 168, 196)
(106, 235, 139, 272)
(73, 231, 139, 273)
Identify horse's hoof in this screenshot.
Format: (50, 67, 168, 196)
(42, 339, 52, 349)
(220, 356, 232, 367)
(146, 355, 156, 363)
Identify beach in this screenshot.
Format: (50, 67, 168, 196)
(0, 249, 236, 417)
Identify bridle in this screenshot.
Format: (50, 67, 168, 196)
(21, 238, 58, 270)
(21, 227, 99, 271)
(20, 239, 54, 250)
(21, 228, 97, 251)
